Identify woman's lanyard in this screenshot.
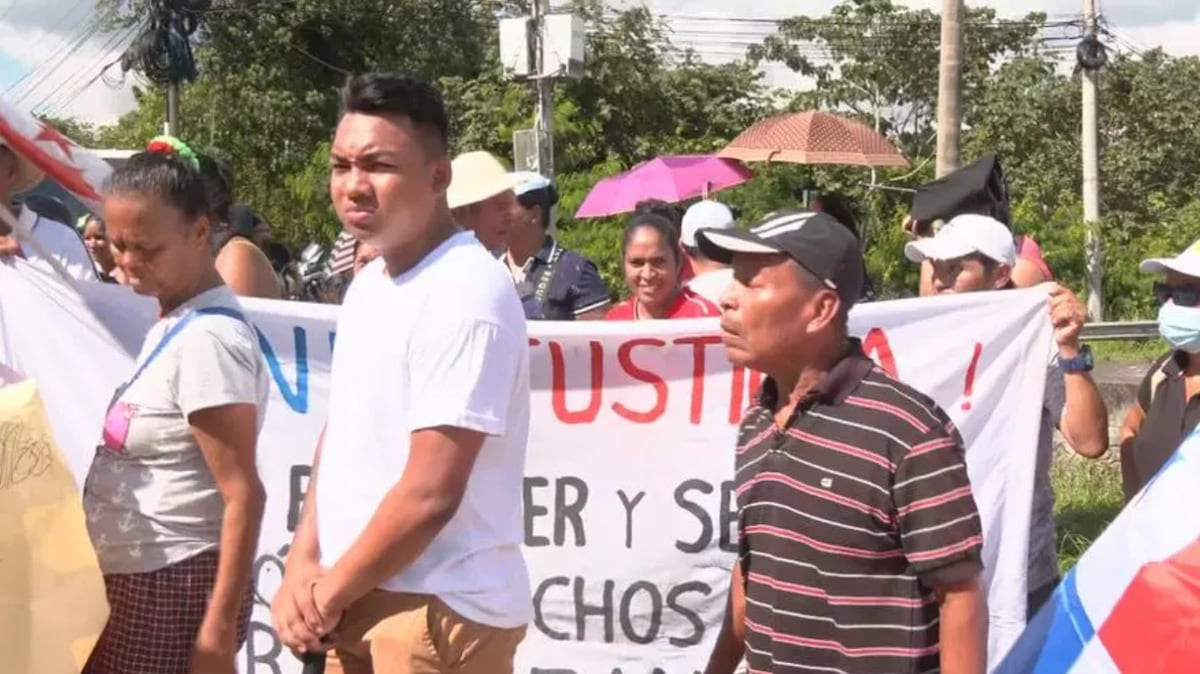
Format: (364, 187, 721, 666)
(118, 306, 249, 394)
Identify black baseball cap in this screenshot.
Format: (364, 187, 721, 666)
(696, 209, 866, 308)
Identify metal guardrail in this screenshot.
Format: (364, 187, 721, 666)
(1081, 321, 1158, 341)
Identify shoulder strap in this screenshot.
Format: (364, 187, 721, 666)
(1149, 360, 1171, 408)
(124, 306, 249, 390)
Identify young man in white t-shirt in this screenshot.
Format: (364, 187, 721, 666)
(271, 73, 532, 673)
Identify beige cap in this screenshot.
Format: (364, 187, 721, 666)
(447, 151, 513, 210)
(0, 141, 45, 195)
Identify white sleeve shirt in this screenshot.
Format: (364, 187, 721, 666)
(19, 205, 98, 282)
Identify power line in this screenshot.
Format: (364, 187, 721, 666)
(5, 0, 95, 96)
(287, 42, 351, 75)
(0, 0, 17, 26)
(36, 22, 138, 112)
(36, 22, 140, 117)
(13, 16, 103, 107)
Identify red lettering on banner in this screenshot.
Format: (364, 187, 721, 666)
(961, 342, 983, 411)
(862, 327, 898, 378)
(728, 366, 765, 424)
(729, 366, 746, 424)
(529, 338, 541, 347)
(674, 335, 723, 425)
(613, 339, 669, 423)
(549, 340, 604, 424)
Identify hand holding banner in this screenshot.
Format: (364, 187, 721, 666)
(0, 263, 1052, 672)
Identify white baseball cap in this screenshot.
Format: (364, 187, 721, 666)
(1141, 240, 1200, 278)
(681, 200, 735, 248)
(904, 213, 1016, 266)
(447, 151, 514, 210)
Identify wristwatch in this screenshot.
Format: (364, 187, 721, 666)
(1059, 344, 1094, 373)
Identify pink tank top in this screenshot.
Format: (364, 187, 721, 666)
(1015, 235, 1053, 281)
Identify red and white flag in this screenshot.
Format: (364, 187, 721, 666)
(0, 95, 112, 212)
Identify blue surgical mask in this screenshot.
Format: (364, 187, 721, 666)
(1157, 301, 1200, 353)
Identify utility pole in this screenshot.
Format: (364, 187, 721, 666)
(1081, 0, 1104, 320)
(531, 0, 555, 178)
(935, 0, 964, 177)
(166, 83, 180, 137)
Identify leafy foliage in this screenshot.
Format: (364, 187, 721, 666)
(74, 0, 1200, 317)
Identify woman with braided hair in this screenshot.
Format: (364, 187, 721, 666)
(82, 136, 269, 674)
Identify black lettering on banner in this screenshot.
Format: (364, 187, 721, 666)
(533, 576, 572, 641)
(524, 477, 551, 547)
(674, 480, 713, 554)
(556, 476, 589, 546)
(287, 465, 311, 533)
(244, 620, 283, 674)
(606, 669, 703, 674)
(718, 480, 737, 553)
(573, 576, 615, 642)
(618, 581, 662, 645)
(617, 489, 646, 549)
(665, 582, 711, 647)
(245, 544, 291, 673)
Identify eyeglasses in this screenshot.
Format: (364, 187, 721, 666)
(1154, 282, 1200, 308)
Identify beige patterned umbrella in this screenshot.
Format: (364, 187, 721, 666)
(719, 110, 908, 167)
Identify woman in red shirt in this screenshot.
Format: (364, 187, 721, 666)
(607, 213, 720, 320)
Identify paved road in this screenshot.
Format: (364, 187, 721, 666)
(1094, 360, 1152, 386)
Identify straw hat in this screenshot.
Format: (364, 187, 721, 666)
(447, 151, 514, 210)
(0, 140, 45, 195)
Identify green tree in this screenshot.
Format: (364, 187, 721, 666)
(35, 115, 98, 146)
(751, 0, 1045, 159)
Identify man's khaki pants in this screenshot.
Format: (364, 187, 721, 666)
(326, 590, 527, 674)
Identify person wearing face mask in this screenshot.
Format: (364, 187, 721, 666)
(1119, 241, 1200, 502)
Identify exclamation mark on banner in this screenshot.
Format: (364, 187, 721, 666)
(961, 342, 983, 411)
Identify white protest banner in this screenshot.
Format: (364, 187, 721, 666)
(0, 261, 1051, 672)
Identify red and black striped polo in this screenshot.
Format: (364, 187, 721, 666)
(736, 342, 984, 674)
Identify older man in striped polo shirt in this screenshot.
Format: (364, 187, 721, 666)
(698, 209, 987, 674)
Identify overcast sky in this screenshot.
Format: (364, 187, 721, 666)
(0, 0, 1195, 131)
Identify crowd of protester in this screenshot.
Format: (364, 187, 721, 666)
(0, 72, 1197, 674)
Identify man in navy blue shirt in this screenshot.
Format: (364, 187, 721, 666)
(502, 172, 610, 320)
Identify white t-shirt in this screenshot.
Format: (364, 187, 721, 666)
(18, 205, 97, 282)
(317, 230, 532, 628)
(83, 286, 269, 574)
(685, 267, 734, 305)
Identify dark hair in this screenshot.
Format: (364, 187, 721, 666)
(22, 194, 72, 225)
(623, 213, 681, 267)
(634, 199, 684, 236)
(340, 73, 449, 154)
(196, 151, 234, 223)
(813, 193, 860, 239)
(105, 150, 211, 220)
(517, 185, 558, 230)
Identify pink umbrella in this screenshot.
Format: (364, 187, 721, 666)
(574, 154, 752, 219)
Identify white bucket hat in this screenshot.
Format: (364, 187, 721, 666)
(1141, 240, 1200, 279)
(447, 151, 514, 210)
